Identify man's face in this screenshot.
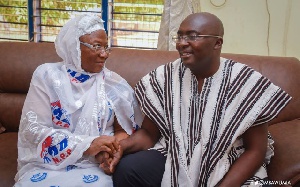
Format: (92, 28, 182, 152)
(175, 18, 222, 73)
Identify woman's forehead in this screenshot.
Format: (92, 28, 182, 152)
(80, 30, 107, 41)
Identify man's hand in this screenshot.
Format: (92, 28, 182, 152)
(96, 145, 123, 175)
(96, 151, 112, 175)
(109, 145, 123, 173)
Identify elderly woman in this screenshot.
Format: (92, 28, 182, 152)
(14, 14, 143, 187)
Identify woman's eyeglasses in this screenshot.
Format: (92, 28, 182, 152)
(80, 42, 111, 54)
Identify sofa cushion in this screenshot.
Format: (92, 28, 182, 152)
(268, 119, 300, 185)
(0, 132, 18, 187)
(0, 93, 25, 132)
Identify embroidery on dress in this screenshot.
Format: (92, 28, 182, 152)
(30, 172, 47, 182)
(66, 165, 77, 171)
(67, 69, 90, 83)
(97, 101, 113, 132)
(107, 101, 113, 122)
(40, 132, 71, 164)
(131, 114, 140, 133)
(83, 175, 99, 183)
(51, 100, 71, 128)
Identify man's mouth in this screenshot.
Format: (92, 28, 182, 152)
(180, 52, 192, 58)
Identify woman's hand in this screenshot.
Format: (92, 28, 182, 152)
(96, 145, 123, 175)
(96, 151, 112, 174)
(84, 135, 119, 156)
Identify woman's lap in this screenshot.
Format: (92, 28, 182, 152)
(14, 166, 112, 187)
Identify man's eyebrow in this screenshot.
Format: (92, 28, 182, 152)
(177, 30, 199, 35)
(186, 30, 199, 34)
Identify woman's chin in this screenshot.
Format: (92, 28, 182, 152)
(83, 66, 104, 73)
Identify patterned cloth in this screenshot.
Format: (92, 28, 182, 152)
(14, 14, 143, 187)
(135, 58, 291, 187)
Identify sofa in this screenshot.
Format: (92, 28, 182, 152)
(0, 41, 299, 187)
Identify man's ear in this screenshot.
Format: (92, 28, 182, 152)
(214, 38, 223, 49)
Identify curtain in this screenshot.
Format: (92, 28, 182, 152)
(157, 0, 201, 51)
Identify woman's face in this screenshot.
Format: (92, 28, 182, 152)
(79, 30, 109, 73)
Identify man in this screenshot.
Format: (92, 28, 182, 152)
(102, 12, 291, 187)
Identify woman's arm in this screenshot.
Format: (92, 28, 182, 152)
(113, 116, 130, 142)
(218, 123, 268, 187)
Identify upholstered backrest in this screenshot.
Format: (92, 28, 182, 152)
(0, 42, 299, 133)
(0, 42, 61, 132)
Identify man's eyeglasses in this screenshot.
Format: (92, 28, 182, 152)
(172, 35, 222, 43)
(80, 42, 111, 54)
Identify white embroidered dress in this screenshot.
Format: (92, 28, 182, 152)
(14, 14, 143, 187)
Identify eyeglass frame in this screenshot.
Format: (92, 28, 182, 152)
(80, 41, 111, 54)
(171, 34, 223, 43)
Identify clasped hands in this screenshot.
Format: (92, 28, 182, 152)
(84, 135, 123, 175)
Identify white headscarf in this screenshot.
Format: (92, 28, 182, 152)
(55, 14, 105, 72)
(51, 14, 143, 135)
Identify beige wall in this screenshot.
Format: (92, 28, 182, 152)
(199, 0, 299, 59)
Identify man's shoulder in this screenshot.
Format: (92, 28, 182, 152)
(151, 58, 181, 73)
(221, 57, 242, 65)
(221, 57, 255, 73)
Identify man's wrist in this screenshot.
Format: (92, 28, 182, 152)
(119, 138, 130, 155)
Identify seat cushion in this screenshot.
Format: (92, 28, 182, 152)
(268, 119, 300, 185)
(0, 132, 18, 187)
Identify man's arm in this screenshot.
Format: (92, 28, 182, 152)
(121, 115, 161, 154)
(268, 98, 298, 124)
(218, 123, 268, 187)
(105, 115, 160, 173)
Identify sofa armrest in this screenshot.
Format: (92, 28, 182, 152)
(267, 119, 300, 186)
(291, 173, 300, 186)
(0, 122, 5, 134)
